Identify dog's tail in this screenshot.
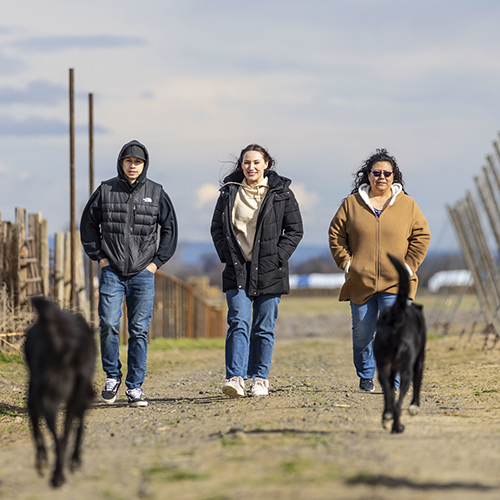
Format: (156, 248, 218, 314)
(388, 253, 410, 313)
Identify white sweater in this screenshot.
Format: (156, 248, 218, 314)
(232, 177, 269, 261)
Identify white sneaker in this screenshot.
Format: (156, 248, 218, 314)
(250, 378, 269, 396)
(222, 376, 245, 398)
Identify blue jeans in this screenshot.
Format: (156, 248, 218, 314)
(350, 293, 397, 380)
(98, 266, 155, 389)
(225, 288, 281, 380)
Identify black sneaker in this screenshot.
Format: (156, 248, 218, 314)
(126, 388, 148, 407)
(359, 378, 375, 392)
(101, 377, 121, 403)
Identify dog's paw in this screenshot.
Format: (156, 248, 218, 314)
(382, 412, 393, 430)
(408, 404, 420, 416)
(51, 470, 66, 489)
(391, 423, 405, 434)
(70, 455, 82, 473)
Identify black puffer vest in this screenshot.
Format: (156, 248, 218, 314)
(100, 178, 162, 276)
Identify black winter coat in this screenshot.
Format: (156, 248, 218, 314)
(211, 170, 303, 295)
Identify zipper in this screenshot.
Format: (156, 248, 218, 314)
(124, 192, 133, 275)
(375, 215, 381, 292)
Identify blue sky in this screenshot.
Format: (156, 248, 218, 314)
(2, 0, 500, 255)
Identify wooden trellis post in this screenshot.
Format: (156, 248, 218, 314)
(447, 203, 499, 334)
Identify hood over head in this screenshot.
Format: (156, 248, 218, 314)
(117, 140, 149, 188)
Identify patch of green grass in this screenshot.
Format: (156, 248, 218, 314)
(309, 434, 330, 447)
(220, 436, 244, 447)
(142, 464, 206, 482)
(281, 458, 314, 475)
(102, 490, 125, 500)
(426, 332, 442, 341)
(165, 419, 181, 426)
(149, 338, 225, 351)
(0, 408, 19, 418)
(226, 454, 252, 462)
(0, 352, 23, 365)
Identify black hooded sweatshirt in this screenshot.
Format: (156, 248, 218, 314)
(80, 140, 177, 277)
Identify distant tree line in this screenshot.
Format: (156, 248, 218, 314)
(165, 249, 467, 290)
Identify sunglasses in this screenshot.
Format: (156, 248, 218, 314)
(371, 170, 393, 178)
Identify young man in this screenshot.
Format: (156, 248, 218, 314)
(80, 140, 177, 407)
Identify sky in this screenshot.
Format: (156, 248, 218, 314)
(2, 0, 500, 257)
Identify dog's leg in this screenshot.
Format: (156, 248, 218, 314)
(377, 365, 394, 430)
(70, 417, 84, 472)
(44, 408, 67, 488)
(392, 373, 411, 434)
(28, 407, 48, 476)
(53, 405, 78, 486)
(70, 398, 88, 471)
(409, 349, 425, 416)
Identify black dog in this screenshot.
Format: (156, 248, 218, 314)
(24, 297, 96, 487)
(373, 254, 426, 434)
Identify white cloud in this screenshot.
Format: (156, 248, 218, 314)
(195, 184, 219, 210)
(291, 183, 319, 213)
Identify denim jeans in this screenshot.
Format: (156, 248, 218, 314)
(225, 288, 281, 380)
(350, 293, 397, 380)
(98, 266, 155, 390)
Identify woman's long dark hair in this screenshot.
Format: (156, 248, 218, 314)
(228, 144, 276, 176)
(351, 148, 405, 194)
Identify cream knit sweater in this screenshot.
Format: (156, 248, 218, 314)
(232, 177, 269, 261)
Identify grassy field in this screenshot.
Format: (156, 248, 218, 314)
(278, 290, 478, 316)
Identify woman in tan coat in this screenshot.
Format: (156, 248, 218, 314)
(329, 149, 430, 392)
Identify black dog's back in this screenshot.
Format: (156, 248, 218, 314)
(373, 254, 426, 434)
(25, 297, 96, 487)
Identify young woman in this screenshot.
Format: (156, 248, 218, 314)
(211, 144, 303, 397)
(328, 149, 430, 392)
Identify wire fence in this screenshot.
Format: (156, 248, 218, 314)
(118, 272, 225, 344)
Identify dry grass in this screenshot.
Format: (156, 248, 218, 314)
(0, 284, 34, 355)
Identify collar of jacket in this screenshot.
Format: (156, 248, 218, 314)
(358, 183, 403, 212)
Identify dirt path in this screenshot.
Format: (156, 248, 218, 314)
(1, 312, 500, 500)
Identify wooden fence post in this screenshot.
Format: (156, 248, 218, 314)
(75, 232, 89, 317)
(64, 232, 72, 308)
(40, 219, 49, 297)
(54, 232, 65, 307)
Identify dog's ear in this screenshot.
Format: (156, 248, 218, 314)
(31, 297, 60, 323)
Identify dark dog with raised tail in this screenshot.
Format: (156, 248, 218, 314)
(24, 297, 96, 488)
(373, 254, 426, 434)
